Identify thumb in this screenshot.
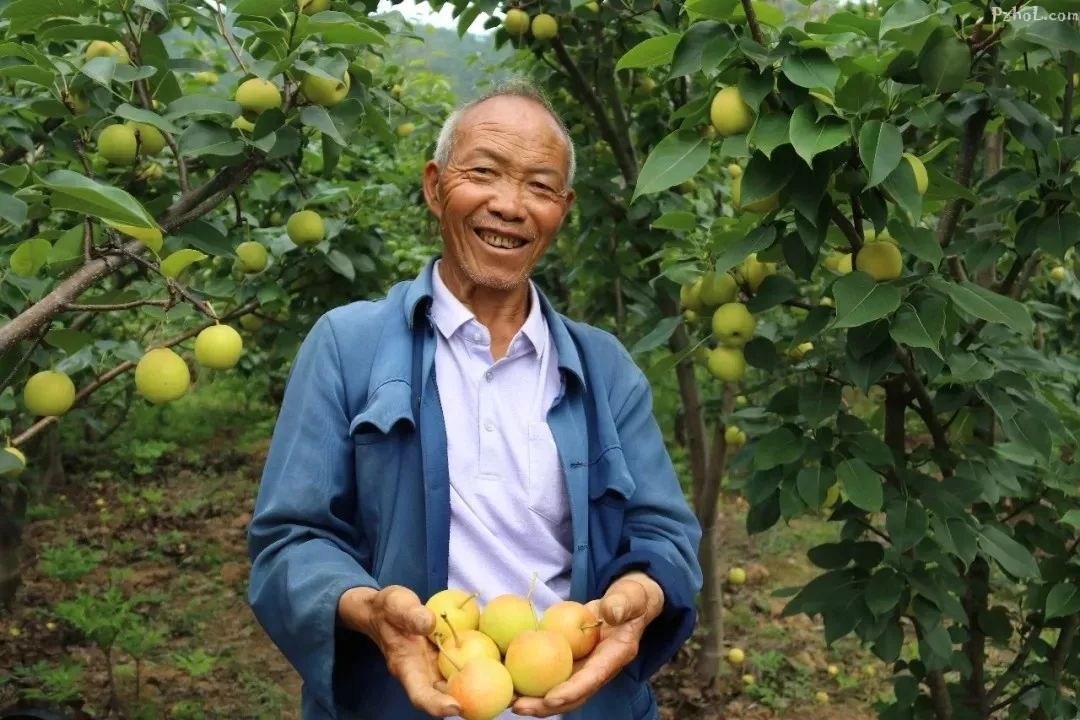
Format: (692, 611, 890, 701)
(601, 593, 630, 625)
(406, 605, 436, 636)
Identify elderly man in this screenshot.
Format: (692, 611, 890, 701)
(247, 80, 703, 720)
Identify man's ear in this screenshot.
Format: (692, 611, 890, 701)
(422, 161, 442, 217)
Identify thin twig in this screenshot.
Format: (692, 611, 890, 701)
(63, 299, 171, 311)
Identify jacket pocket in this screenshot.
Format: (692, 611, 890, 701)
(588, 448, 636, 556)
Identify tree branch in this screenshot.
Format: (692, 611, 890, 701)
(832, 206, 863, 254)
(896, 348, 949, 451)
(10, 300, 258, 448)
(550, 38, 638, 185)
(936, 109, 990, 249)
(988, 620, 1043, 704)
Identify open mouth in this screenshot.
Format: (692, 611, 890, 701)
(475, 228, 528, 250)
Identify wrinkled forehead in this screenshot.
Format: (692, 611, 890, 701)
(453, 96, 570, 174)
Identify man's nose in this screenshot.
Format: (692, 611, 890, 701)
(486, 178, 528, 221)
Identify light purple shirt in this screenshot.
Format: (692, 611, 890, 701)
(431, 261, 571, 719)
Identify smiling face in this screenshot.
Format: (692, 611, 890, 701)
(423, 95, 575, 301)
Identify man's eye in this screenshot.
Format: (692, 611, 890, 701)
(470, 167, 494, 176)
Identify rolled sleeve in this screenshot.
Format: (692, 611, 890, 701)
(247, 313, 379, 709)
(599, 366, 703, 680)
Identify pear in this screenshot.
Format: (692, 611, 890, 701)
(436, 618, 499, 680)
(446, 657, 514, 720)
(538, 600, 601, 660)
(425, 589, 480, 645)
(477, 594, 536, 654)
(503, 629, 574, 697)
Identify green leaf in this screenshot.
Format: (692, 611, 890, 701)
(160, 249, 207, 279)
(885, 498, 928, 552)
(711, 224, 776, 276)
(112, 103, 180, 135)
(796, 464, 836, 507)
(890, 223, 942, 267)
(616, 34, 682, 70)
(9, 237, 52, 277)
(632, 130, 710, 201)
(1046, 583, 1080, 620)
(831, 272, 902, 329)
(930, 516, 978, 566)
(0, 192, 28, 225)
(889, 299, 944, 357)
(880, 155, 923, 223)
(324, 249, 355, 281)
(865, 568, 905, 617)
(178, 122, 244, 158)
(40, 170, 155, 227)
(978, 525, 1040, 580)
(1035, 213, 1080, 259)
(651, 211, 697, 231)
(837, 458, 883, 511)
(782, 49, 840, 91)
(0, 64, 53, 87)
(670, 21, 732, 78)
(80, 56, 121, 87)
(739, 149, 791, 208)
(630, 316, 682, 355)
(1001, 411, 1051, 461)
(44, 328, 96, 355)
(747, 113, 790, 158)
(753, 427, 805, 470)
(1010, 18, 1080, 56)
(2, 0, 83, 33)
(165, 94, 242, 119)
(799, 378, 841, 426)
(919, 622, 952, 670)
(927, 277, 1033, 338)
(788, 103, 850, 167)
(1061, 510, 1080, 529)
(878, 0, 933, 38)
(299, 105, 346, 146)
(233, 0, 286, 12)
(858, 121, 902, 189)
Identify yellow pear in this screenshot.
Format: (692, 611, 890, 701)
(396, 122, 416, 138)
(855, 241, 902, 281)
(504, 8, 530, 35)
(699, 271, 738, 307)
(128, 122, 166, 155)
(23, 370, 76, 416)
(232, 116, 256, 133)
(98, 124, 138, 165)
(724, 424, 745, 447)
(436, 627, 500, 680)
(738, 253, 776, 291)
(239, 314, 264, 332)
(194, 325, 243, 370)
(235, 78, 282, 120)
(727, 647, 746, 665)
(446, 657, 514, 720)
(707, 347, 746, 382)
(727, 567, 747, 585)
(788, 341, 814, 359)
(732, 174, 779, 213)
(503, 629, 574, 697)
(710, 87, 754, 136)
(1050, 265, 1067, 282)
(538, 600, 601, 660)
(134, 348, 190, 404)
(236, 241, 269, 273)
(531, 13, 558, 40)
(680, 277, 704, 311)
(286, 210, 325, 246)
(85, 40, 129, 64)
(426, 589, 481, 644)
(195, 71, 219, 85)
(301, 0, 331, 13)
(477, 594, 536, 654)
(301, 72, 351, 107)
(711, 302, 756, 348)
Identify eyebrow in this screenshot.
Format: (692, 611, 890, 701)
(464, 147, 565, 182)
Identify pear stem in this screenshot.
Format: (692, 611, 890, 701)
(456, 592, 479, 610)
(434, 635, 463, 672)
(441, 611, 462, 647)
(526, 573, 539, 628)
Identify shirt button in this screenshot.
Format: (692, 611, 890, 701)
(473, 332, 483, 343)
(484, 370, 494, 382)
(484, 420, 494, 432)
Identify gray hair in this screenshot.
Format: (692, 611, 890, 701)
(432, 78, 576, 187)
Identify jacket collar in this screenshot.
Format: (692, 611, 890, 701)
(404, 256, 587, 392)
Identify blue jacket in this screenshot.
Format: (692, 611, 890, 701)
(247, 258, 703, 720)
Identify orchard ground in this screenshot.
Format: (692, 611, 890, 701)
(0, 374, 887, 719)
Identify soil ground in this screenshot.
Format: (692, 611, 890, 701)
(0, 391, 885, 720)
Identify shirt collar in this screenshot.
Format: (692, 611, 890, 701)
(429, 259, 548, 359)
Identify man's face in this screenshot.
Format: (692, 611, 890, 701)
(423, 95, 575, 294)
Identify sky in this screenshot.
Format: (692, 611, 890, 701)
(375, 0, 494, 32)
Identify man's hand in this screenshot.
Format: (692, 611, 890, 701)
(338, 585, 461, 718)
(510, 571, 665, 717)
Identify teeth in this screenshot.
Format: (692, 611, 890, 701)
(477, 230, 526, 249)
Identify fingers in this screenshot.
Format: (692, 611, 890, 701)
(600, 579, 649, 625)
(398, 661, 461, 717)
(379, 586, 436, 636)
